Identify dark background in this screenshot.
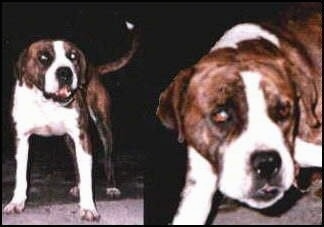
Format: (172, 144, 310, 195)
(2, 2, 291, 224)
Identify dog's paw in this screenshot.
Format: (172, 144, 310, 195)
(80, 208, 100, 221)
(69, 186, 79, 197)
(3, 201, 25, 214)
(106, 187, 121, 198)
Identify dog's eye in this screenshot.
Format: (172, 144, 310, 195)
(211, 108, 230, 124)
(38, 51, 52, 65)
(277, 101, 291, 119)
(67, 52, 78, 61)
(272, 100, 291, 122)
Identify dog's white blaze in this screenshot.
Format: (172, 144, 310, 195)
(218, 71, 294, 209)
(295, 138, 322, 167)
(12, 82, 79, 136)
(45, 41, 77, 93)
(210, 23, 280, 51)
(173, 146, 217, 225)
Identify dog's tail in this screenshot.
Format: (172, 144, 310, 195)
(96, 21, 139, 75)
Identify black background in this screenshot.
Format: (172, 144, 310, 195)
(2, 2, 291, 224)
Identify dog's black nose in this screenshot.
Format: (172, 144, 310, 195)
(56, 67, 73, 85)
(251, 150, 281, 179)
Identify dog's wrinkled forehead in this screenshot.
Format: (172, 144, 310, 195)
(188, 66, 244, 112)
(189, 63, 295, 112)
(188, 64, 295, 122)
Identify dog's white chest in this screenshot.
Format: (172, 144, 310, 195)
(12, 82, 79, 136)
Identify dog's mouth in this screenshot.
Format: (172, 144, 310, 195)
(55, 86, 72, 98)
(44, 86, 75, 103)
(241, 183, 285, 209)
(251, 184, 281, 201)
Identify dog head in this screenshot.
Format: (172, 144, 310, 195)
(157, 40, 318, 209)
(15, 39, 87, 102)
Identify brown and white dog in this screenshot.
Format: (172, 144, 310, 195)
(3, 22, 138, 221)
(157, 4, 322, 224)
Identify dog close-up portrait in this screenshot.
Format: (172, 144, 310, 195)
(3, 18, 139, 221)
(157, 3, 322, 225)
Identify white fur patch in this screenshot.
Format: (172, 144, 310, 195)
(218, 71, 294, 209)
(173, 147, 217, 225)
(44, 41, 77, 93)
(295, 138, 322, 167)
(126, 21, 134, 30)
(12, 82, 79, 136)
(210, 23, 280, 52)
(71, 133, 97, 212)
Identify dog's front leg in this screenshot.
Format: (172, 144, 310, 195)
(4, 135, 30, 214)
(172, 146, 217, 225)
(71, 132, 100, 221)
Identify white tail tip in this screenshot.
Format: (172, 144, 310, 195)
(126, 21, 134, 30)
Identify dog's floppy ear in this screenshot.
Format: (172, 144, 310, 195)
(286, 61, 319, 128)
(157, 68, 194, 143)
(14, 48, 27, 84)
(278, 40, 321, 128)
(77, 50, 88, 87)
(296, 79, 319, 128)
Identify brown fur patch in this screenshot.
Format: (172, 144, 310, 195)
(16, 40, 54, 89)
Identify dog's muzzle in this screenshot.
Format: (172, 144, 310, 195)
(49, 66, 74, 100)
(42, 66, 76, 104)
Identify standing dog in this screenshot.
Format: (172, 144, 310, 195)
(157, 4, 322, 224)
(3, 22, 138, 221)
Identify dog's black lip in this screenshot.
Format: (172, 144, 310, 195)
(252, 184, 281, 201)
(43, 89, 76, 104)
